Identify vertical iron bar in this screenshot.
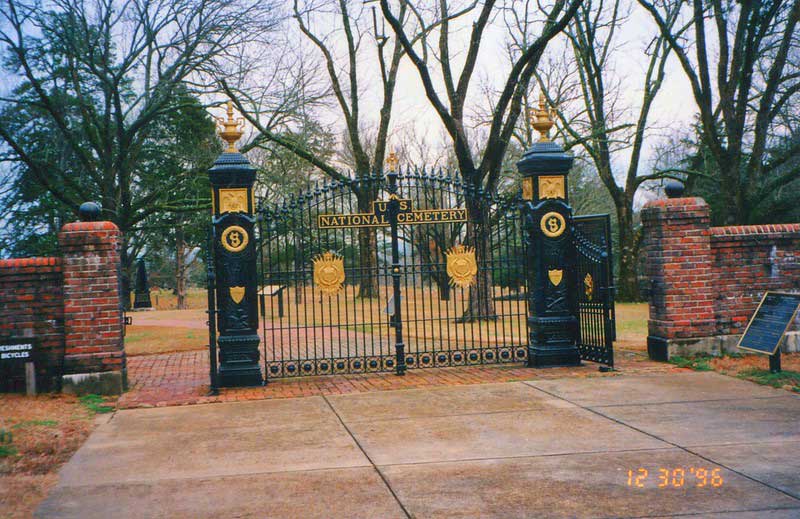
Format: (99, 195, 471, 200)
(388, 170, 406, 375)
(206, 226, 219, 395)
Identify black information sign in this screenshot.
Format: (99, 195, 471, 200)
(0, 338, 35, 363)
(738, 292, 800, 355)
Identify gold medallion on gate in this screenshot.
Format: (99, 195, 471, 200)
(548, 269, 563, 287)
(584, 273, 595, 301)
(229, 286, 245, 304)
(446, 245, 478, 288)
(221, 225, 249, 252)
(313, 252, 345, 296)
(540, 211, 566, 238)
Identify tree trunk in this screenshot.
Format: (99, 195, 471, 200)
(175, 226, 187, 310)
(436, 272, 451, 301)
(120, 236, 132, 311)
(460, 195, 497, 321)
(356, 191, 379, 298)
(615, 204, 641, 302)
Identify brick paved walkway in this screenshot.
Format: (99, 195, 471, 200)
(118, 349, 677, 409)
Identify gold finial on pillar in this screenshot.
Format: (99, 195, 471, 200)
(530, 93, 557, 142)
(385, 151, 399, 171)
(216, 101, 245, 153)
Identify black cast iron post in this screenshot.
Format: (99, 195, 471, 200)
(205, 226, 219, 394)
(517, 94, 581, 367)
(207, 102, 263, 386)
(386, 154, 406, 376)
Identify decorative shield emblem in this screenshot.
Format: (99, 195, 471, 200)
(445, 245, 478, 288)
(548, 269, 563, 286)
(584, 273, 594, 301)
(313, 252, 345, 295)
(229, 286, 245, 304)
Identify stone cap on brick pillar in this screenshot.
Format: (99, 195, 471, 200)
(641, 197, 710, 223)
(58, 221, 120, 252)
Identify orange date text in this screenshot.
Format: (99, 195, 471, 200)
(626, 467, 724, 488)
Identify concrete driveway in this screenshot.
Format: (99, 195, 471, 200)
(38, 372, 800, 518)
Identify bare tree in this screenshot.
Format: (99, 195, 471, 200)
(639, 0, 800, 224)
(223, 0, 416, 297)
(224, 0, 471, 298)
(379, 0, 581, 319)
(0, 0, 276, 305)
(532, 0, 681, 300)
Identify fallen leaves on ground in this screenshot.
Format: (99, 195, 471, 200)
(0, 393, 99, 518)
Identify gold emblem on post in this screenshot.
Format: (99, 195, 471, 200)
(313, 252, 345, 296)
(584, 273, 595, 301)
(215, 101, 245, 153)
(540, 212, 566, 238)
(522, 177, 534, 201)
(446, 245, 478, 288)
(221, 225, 249, 253)
(385, 151, 399, 171)
(548, 269, 563, 286)
(529, 92, 558, 142)
(219, 188, 249, 214)
(539, 175, 565, 199)
(229, 286, 245, 304)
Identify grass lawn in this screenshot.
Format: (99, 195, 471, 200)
(614, 302, 648, 351)
(670, 352, 800, 393)
(0, 393, 114, 518)
(125, 288, 652, 357)
(145, 287, 207, 310)
(125, 323, 207, 356)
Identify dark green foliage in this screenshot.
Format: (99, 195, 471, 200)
(79, 394, 114, 414)
(668, 355, 713, 371)
(737, 368, 800, 393)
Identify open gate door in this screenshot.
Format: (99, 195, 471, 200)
(573, 214, 616, 368)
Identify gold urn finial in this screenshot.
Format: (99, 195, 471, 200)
(216, 100, 245, 152)
(530, 92, 557, 142)
(385, 151, 399, 171)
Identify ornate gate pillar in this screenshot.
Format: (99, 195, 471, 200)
(517, 95, 581, 367)
(208, 102, 262, 386)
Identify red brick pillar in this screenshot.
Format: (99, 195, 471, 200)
(58, 221, 127, 394)
(641, 196, 717, 360)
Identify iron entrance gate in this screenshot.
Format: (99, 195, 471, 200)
(574, 214, 616, 367)
(256, 172, 529, 378)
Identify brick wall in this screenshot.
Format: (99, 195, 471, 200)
(0, 221, 126, 394)
(0, 258, 64, 391)
(59, 222, 126, 385)
(642, 196, 800, 359)
(711, 224, 800, 335)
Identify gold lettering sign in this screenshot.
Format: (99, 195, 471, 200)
(229, 286, 245, 304)
(539, 175, 565, 199)
(313, 252, 345, 295)
(219, 188, 249, 214)
(446, 245, 478, 288)
(317, 199, 468, 229)
(540, 212, 566, 238)
(548, 269, 563, 286)
(584, 273, 594, 301)
(522, 177, 534, 201)
(221, 225, 249, 253)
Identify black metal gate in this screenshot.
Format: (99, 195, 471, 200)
(573, 214, 616, 367)
(256, 171, 529, 378)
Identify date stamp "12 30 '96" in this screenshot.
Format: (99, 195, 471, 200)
(627, 467, 724, 489)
